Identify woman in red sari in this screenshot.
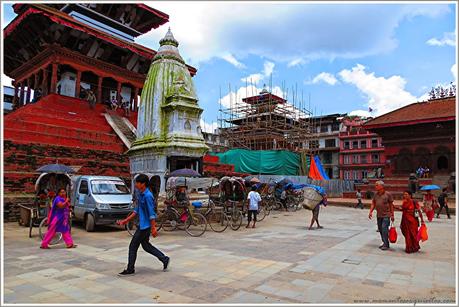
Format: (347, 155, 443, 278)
(398, 191, 424, 253)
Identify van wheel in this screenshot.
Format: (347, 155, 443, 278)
(85, 214, 95, 232)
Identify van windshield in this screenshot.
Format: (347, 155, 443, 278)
(91, 180, 130, 195)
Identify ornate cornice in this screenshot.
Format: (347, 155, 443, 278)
(10, 45, 145, 87)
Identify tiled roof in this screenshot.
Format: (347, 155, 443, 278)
(364, 96, 456, 128)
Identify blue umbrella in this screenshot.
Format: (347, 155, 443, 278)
(36, 163, 75, 174)
(420, 184, 441, 191)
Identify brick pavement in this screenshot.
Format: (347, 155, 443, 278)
(3, 207, 456, 304)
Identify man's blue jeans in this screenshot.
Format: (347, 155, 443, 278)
(377, 217, 390, 248)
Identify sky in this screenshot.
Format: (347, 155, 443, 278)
(2, 2, 457, 132)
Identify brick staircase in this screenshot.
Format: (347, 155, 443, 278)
(3, 94, 136, 196)
(203, 155, 248, 178)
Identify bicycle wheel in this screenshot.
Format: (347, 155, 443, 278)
(265, 202, 272, 215)
(126, 220, 138, 236)
(39, 218, 62, 245)
(208, 210, 229, 232)
(257, 206, 267, 222)
(275, 201, 283, 211)
(185, 212, 207, 237)
(159, 209, 179, 231)
(229, 209, 243, 231)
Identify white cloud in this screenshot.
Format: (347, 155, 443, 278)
(426, 31, 456, 47)
(241, 61, 275, 84)
(200, 119, 218, 133)
(138, 3, 450, 67)
(349, 110, 372, 118)
(339, 64, 418, 115)
(287, 58, 306, 67)
(2, 74, 13, 87)
(308, 72, 339, 85)
(263, 61, 275, 76)
(220, 53, 246, 69)
(241, 73, 263, 84)
(451, 63, 457, 82)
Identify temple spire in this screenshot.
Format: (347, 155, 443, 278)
(159, 27, 179, 47)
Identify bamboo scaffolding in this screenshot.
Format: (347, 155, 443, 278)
(218, 80, 317, 154)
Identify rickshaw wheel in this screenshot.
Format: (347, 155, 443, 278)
(274, 201, 283, 211)
(229, 210, 243, 231)
(208, 211, 229, 232)
(39, 218, 62, 245)
(159, 209, 179, 232)
(257, 206, 267, 221)
(185, 212, 207, 237)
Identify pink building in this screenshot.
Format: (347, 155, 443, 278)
(339, 116, 385, 180)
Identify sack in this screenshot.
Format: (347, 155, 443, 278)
(417, 224, 428, 242)
(389, 222, 398, 243)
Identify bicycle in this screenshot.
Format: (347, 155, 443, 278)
(203, 200, 230, 232)
(157, 202, 208, 237)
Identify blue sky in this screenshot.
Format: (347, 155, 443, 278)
(2, 2, 456, 132)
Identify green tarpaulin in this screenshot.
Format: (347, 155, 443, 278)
(213, 149, 302, 175)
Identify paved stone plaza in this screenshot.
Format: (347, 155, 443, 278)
(3, 206, 456, 304)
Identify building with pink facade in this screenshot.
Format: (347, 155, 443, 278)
(339, 116, 385, 181)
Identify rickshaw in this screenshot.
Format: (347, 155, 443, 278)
(17, 172, 72, 244)
(219, 176, 246, 230)
(258, 179, 281, 212)
(156, 177, 208, 237)
(274, 178, 306, 212)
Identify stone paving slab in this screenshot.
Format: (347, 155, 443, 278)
(3, 207, 456, 304)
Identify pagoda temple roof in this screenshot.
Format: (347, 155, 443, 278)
(242, 92, 287, 105)
(364, 96, 456, 129)
(4, 4, 197, 76)
(13, 3, 169, 35)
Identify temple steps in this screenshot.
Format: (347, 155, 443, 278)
(104, 111, 137, 149)
(6, 120, 122, 144)
(5, 128, 126, 152)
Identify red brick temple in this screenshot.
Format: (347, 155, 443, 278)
(345, 90, 456, 200)
(364, 94, 456, 177)
(2, 3, 200, 220)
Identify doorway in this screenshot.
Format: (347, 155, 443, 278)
(437, 155, 448, 171)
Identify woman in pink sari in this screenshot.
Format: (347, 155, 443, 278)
(398, 191, 424, 253)
(422, 190, 436, 222)
(40, 188, 76, 249)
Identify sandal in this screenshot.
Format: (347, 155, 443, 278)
(66, 244, 78, 249)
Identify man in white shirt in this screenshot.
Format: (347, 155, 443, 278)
(247, 185, 262, 228)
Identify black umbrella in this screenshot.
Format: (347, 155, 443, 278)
(169, 168, 201, 178)
(36, 163, 75, 174)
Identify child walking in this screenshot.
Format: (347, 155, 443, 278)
(247, 185, 262, 228)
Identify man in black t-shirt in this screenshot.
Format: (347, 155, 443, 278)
(436, 188, 451, 219)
